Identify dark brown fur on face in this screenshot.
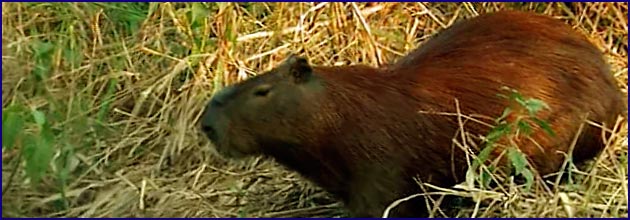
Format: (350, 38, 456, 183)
(200, 10, 626, 217)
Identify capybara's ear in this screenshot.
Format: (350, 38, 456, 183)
(283, 54, 312, 83)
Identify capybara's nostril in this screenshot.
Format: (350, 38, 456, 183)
(201, 124, 211, 133)
(201, 126, 218, 142)
(210, 98, 223, 107)
(201, 122, 218, 142)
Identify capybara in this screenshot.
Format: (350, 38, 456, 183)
(199, 10, 626, 217)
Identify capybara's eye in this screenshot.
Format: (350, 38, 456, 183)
(253, 85, 271, 97)
(254, 89, 269, 97)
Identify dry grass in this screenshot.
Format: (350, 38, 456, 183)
(2, 2, 627, 218)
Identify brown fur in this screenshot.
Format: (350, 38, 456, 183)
(199, 11, 626, 217)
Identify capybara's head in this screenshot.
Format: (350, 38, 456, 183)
(200, 55, 324, 158)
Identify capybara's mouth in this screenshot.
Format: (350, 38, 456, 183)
(219, 149, 247, 159)
(201, 125, 218, 143)
(200, 128, 248, 159)
(210, 142, 248, 159)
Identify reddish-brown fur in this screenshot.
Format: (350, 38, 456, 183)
(200, 11, 625, 217)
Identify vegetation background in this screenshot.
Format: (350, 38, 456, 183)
(2, 2, 628, 218)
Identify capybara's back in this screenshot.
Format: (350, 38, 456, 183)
(389, 10, 626, 172)
(391, 10, 625, 175)
(200, 10, 626, 217)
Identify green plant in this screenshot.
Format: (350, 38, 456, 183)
(466, 86, 556, 191)
(2, 2, 152, 210)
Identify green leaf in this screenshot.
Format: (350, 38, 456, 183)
(33, 60, 52, 82)
(507, 146, 535, 191)
(97, 77, 118, 122)
(33, 40, 55, 58)
(486, 123, 510, 144)
(517, 120, 533, 136)
(508, 147, 528, 174)
(56, 142, 76, 189)
(481, 165, 494, 188)
(31, 40, 55, 82)
(31, 109, 47, 127)
(23, 109, 55, 185)
(2, 107, 25, 150)
(521, 169, 534, 192)
(238, 209, 248, 218)
(532, 118, 556, 137)
(63, 47, 83, 68)
(23, 133, 53, 185)
(474, 143, 496, 168)
(514, 95, 526, 107)
(191, 2, 209, 27)
(23, 135, 38, 180)
(524, 98, 549, 115)
(496, 107, 512, 123)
